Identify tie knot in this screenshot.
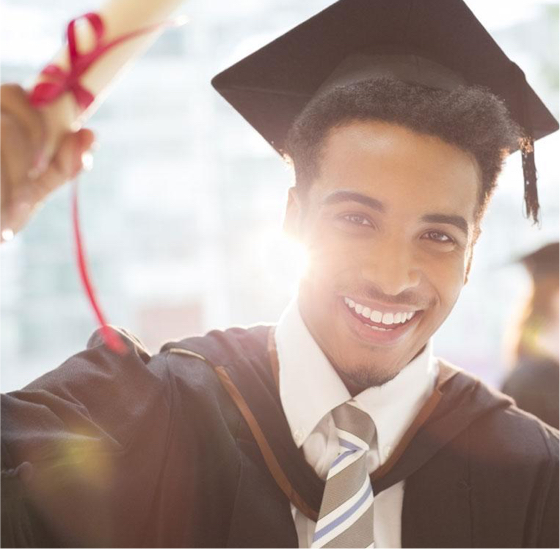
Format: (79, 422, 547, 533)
(332, 401, 376, 449)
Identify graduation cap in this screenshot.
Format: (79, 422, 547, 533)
(518, 242, 559, 279)
(212, 0, 558, 224)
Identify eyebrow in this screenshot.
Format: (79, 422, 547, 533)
(322, 191, 385, 212)
(421, 214, 469, 236)
(322, 190, 469, 236)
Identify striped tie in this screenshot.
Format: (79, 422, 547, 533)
(312, 401, 376, 548)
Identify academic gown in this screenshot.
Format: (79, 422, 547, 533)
(2, 326, 558, 548)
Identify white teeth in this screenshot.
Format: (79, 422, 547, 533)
(371, 310, 383, 323)
(344, 298, 418, 325)
(382, 312, 394, 325)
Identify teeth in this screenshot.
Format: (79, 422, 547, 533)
(382, 313, 394, 325)
(371, 310, 383, 323)
(344, 297, 417, 326)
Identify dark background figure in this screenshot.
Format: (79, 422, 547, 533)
(502, 242, 559, 429)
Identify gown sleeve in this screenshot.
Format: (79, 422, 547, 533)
(1, 328, 172, 547)
(537, 430, 560, 548)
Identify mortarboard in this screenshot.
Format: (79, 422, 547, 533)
(518, 242, 559, 278)
(212, 0, 558, 224)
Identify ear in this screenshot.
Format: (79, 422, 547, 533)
(464, 226, 481, 284)
(464, 245, 473, 284)
(283, 186, 303, 238)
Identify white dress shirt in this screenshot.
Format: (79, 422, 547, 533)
(275, 299, 439, 548)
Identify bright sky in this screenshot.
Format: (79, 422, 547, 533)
(1, 0, 557, 66)
(468, 0, 556, 29)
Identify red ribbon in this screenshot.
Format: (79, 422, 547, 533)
(72, 180, 126, 354)
(30, 12, 161, 111)
(30, 13, 99, 109)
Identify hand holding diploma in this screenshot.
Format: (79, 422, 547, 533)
(0, 84, 94, 242)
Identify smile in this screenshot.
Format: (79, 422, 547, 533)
(343, 297, 419, 331)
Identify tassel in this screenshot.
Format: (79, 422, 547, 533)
(513, 63, 540, 226)
(520, 136, 540, 226)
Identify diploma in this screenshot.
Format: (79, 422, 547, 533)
(31, 0, 185, 160)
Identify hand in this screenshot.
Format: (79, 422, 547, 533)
(1, 84, 95, 242)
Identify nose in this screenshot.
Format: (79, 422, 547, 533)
(360, 237, 421, 296)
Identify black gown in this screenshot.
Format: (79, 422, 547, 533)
(2, 326, 558, 547)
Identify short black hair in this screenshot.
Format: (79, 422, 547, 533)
(284, 77, 521, 221)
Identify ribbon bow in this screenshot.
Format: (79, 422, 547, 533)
(30, 12, 158, 111)
(30, 13, 101, 109)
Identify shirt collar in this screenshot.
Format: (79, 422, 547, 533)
(275, 298, 438, 453)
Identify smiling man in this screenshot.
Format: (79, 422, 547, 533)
(2, 0, 559, 548)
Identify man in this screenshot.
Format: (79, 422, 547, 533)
(2, 0, 558, 547)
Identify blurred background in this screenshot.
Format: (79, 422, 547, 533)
(1, 0, 558, 392)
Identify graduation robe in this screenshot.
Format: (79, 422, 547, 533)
(2, 325, 558, 548)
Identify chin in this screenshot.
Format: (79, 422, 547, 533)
(322, 314, 435, 391)
(336, 361, 403, 390)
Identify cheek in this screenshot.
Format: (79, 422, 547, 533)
(304, 227, 364, 287)
(424, 257, 466, 309)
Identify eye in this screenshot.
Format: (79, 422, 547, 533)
(342, 214, 373, 227)
(422, 231, 455, 244)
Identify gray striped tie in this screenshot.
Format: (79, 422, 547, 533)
(312, 401, 376, 548)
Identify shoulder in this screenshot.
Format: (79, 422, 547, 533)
(153, 324, 273, 415)
(440, 360, 558, 464)
(158, 324, 272, 384)
(480, 403, 559, 462)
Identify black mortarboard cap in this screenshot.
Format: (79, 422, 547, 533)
(518, 242, 559, 278)
(212, 0, 558, 224)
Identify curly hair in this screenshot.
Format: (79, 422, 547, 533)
(284, 77, 522, 221)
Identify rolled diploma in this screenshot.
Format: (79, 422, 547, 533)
(35, 0, 185, 159)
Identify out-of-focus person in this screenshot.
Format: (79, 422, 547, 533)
(0, 83, 94, 241)
(502, 242, 559, 429)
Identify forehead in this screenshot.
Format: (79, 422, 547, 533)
(309, 121, 481, 221)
